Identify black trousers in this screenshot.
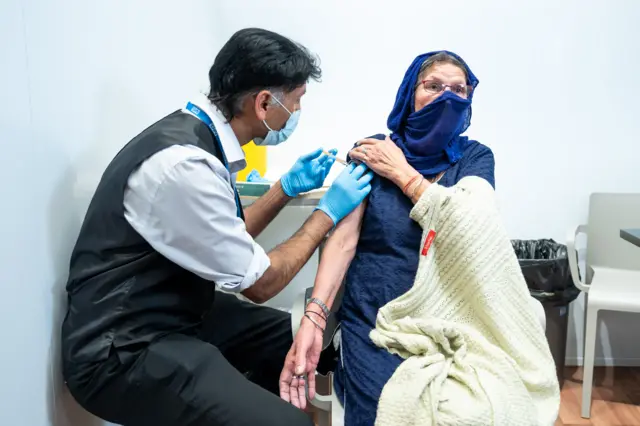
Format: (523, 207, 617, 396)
(66, 293, 322, 426)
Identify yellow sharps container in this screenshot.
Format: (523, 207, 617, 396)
(237, 141, 267, 181)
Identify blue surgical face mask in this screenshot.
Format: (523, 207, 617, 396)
(254, 96, 300, 146)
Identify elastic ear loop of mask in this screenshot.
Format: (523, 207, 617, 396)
(263, 95, 293, 132)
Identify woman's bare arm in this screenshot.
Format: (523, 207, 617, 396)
(304, 201, 367, 319)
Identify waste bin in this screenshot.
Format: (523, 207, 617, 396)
(512, 239, 580, 387)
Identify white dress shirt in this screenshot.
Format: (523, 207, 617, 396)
(123, 94, 271, 292)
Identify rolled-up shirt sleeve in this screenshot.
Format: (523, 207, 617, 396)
(124, 149, 270, 292)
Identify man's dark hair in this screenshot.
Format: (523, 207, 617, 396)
(208, 28, 322, 121)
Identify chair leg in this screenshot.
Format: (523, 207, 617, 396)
(581, 305, 598, 419)
(309, 372, 334, 425)
(316, 408, 331, 426)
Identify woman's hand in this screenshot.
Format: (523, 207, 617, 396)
(349, 136, 417, 189)
(279, 317, 324, 410)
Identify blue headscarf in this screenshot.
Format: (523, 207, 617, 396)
(387, 51, 479, 176)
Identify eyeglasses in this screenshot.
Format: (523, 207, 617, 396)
(418, 80, 473, 99)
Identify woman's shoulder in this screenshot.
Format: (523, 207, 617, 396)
(346, 133, 387, 161)
(369, 133, 387, 140)
(455, 139, 496, 188)
(462, 140, 494, 159)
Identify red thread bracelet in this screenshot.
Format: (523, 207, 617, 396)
(402, 175, 422, 194)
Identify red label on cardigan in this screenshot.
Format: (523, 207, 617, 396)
(421, 230, 437, 256)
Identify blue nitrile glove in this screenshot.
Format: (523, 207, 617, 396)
(280, 148, 337, 197)
(316, 163, 374, 225)
(246, 169, 269, 182)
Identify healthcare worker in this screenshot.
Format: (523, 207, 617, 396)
(61, 28, 373, 426)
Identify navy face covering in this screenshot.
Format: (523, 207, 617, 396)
(404, 91, 471, 156)
(387, 51, 479, 176)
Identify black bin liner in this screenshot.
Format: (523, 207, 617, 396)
(511, 239, 580, 306)
(512, 239, 580, 386)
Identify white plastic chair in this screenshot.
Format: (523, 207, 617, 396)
(291, 280, 547, 426)
(566, 193, 640, 419)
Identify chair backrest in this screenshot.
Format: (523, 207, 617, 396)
(587, 193, 640, 272)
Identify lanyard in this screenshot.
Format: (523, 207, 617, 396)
(185, 102, 243, 219)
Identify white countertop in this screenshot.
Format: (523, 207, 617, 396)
(240, 188, 327, 207)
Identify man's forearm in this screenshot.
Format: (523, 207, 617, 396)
(243, 180, 292, 238)
(242, 210, 334, 304)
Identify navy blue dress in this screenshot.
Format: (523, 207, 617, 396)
(333, 140, 496, 426)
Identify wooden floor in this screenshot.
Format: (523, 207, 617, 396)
(310, 367, 640, 425)
(556, 366, 640, 426)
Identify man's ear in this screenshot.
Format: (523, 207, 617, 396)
(254, 90, 272, 122)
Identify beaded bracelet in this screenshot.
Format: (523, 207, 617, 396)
(307, 297, 330, 318)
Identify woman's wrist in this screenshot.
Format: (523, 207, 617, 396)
(303, 301, 328, 332)
(302, 312, 326, 334)
(392, 165, 419, 190)
(409, 179, 430, 204)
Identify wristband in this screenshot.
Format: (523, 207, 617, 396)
(307, 297, 330, 318)
(410, 177, 425, 199)
(402, 175, 422, 194)
(305, 310, 327, 322)
(304, 313, 325, 333)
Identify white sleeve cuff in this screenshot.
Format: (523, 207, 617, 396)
(217, 241, 271, 293)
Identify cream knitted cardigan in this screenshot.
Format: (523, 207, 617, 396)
(370, 176, 560, 426)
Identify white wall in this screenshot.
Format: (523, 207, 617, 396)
(0, 1, 218, 425)
(2, 1, 640, 424)
(213, 0, 640, 366)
